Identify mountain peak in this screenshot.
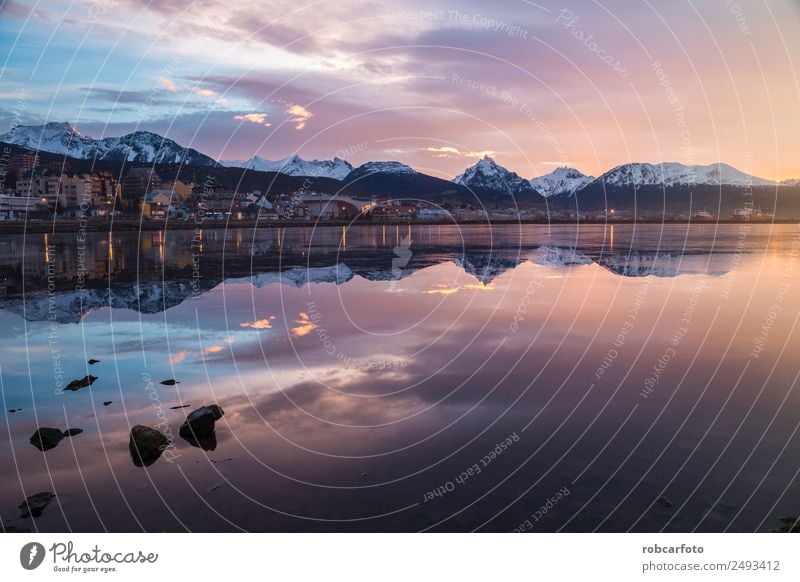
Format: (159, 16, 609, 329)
(454, 157, 539, 197)
(599, 162, 775, 187)
(43, 121, 81, 136)
(530, 166, 594, 197)
(0, 122, 215, 165)
(354, 161, 417, 174)
(223, 153, 354, 179)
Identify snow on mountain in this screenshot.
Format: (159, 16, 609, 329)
(2, 122, 94, 157)
(230, 265, 354, 288)
(780, 178, 800, 186)
(453, 156, 538, 196)
(530, 246, 593, 266)
(0, 122, 217, 166)
(530, 167, 594, 197)
(223, 154, 353, 179)
(349, 161, 417, 175)
(597, 162, 775, 187)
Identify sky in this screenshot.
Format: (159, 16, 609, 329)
(0, 0, 799, 180)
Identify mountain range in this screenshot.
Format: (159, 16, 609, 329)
(1, 122, 796, 206)
(0, 122, 216, 166)
(223, 154, 353, 179)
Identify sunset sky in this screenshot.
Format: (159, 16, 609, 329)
(1, 0, 799, 180)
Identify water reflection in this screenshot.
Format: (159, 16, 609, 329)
(1, 224, 800, 532)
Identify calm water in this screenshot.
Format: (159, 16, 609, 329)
(2, 223, 800, 532)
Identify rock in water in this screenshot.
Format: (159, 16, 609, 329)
(30, 427, 65, 451)
(62, 428, 83, 437)
(179, 405, 225, 440)
(657, 496, 673, 509)
(103, 401, 113, 406)
(88, 359, 100, 365)
(179, 405, 224, 450)
(129, 425, 169, 467)
(19, 492, 55, 518)
(64, 375, 98, 391)
(160, 379, 180, 386)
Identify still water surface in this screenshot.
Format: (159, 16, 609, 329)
(1, 223, 800, 532)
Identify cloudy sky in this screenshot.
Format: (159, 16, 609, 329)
(1, 0, 799, 180)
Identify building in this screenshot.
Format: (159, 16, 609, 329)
(0, 194, 48, 220)
(170, 180, 194, 200)
(417, 208, 451, 221)
(297, 194, 375, 220)
(141, 191, 172, 219)
(122, 167, 160, 202)
(372, 202, 417, 221)
(8, 153, 39, 174)
(15, 174, 62, 206)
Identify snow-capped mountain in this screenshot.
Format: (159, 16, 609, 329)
(0, 122, 216, 166)
(780, 178, 800, 186)
(453, 156, 539, 197)
(349, 161, 417, 176)
(597, 162, 775, 188)
(530, 167, 595, 197)
(223, 154, 353, 179)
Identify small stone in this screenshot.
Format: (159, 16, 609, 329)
(169, 404, 190, 410)
(657, 496, 673, 509)
(18, 492, 55, 518)
(64, 375, 98, 392)
(160, 379, 180, 386)
(103, 401, 112, 406)
(88, 359, 100, 365)
(62, 428, 83, 437)
(30, 428, 65, 451)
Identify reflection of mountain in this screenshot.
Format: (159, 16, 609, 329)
(3, 247, 733, 323)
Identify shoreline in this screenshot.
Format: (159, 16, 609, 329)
(0, 217, 794, 234)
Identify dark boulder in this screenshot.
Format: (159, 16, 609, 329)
(62, 428, 83, 437)
(64, 375, 97, 391)
(129, 425, 169, 467)
(179, 405, 224, 438)
(30, 427, 65, 451)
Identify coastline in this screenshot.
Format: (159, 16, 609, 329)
(0, 217, 792, 235)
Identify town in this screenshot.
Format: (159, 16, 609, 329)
(0, 154, 560, 224)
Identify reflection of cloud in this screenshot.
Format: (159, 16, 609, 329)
(285, 104, 313, 130)
(423, 146, 496, 159)
(240, 317, 276, 330)
(203, 345, 225, 354)
(234, 112, 271, 126)
(290, 312, 317, 337)
(159, 77, 178, 92)
(170, 350, 189, 364)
